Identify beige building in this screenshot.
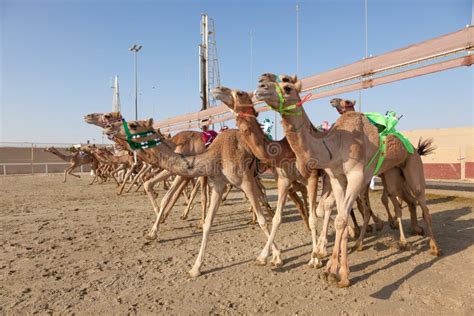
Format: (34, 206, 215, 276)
(402, 127, 474, 180)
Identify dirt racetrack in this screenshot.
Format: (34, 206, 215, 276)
(1, 174, 473, 315)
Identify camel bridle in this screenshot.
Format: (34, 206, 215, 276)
(121, 119, 162, 151)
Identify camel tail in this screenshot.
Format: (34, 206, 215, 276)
(416, 138, 436, 156)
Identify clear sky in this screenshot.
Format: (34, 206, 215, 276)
(1, 0, 472, 144)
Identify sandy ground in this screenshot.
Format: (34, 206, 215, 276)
(1, 174, 473, 315)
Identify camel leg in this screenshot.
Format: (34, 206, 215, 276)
(402, 155, 440, 256)
(241, 178, 281, 266)
(198, 176, 208, 228)
(381, 185, 397, 229)
(325, 170, 366, 288)
(400, 187, 424, 235)
(221, 184, 233, 203)
(161, 178, 190, 223)
(256, 175, 290, 266)
(365, 189, 384, 231)
(288, 188, 309, 230)
(181, 179, 200, 220)
(189, 182, 225, 277)
(117, 163, 137, 195)
(126, 164, 149, 193)
(315, 190, 335, 259)
(352, 186, 372, 251)
(307, 172, 321, 268)
(143, 170, 172, 240)
(63, 167, 70, 182)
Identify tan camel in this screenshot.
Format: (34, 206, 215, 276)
(43, 147, 95, 182)
(84, 112, 210, 229)
(257, 75, 385, 260)
(254, 76, 440, 287)
(213, 86, 314, 234)
(104, 119, 281, 276)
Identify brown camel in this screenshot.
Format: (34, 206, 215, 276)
(212, 87, 314, 234)
(330, 98, 430, 236)
(104, 119, 281, 276)
(43, 147, 95, 182)
(254, 76, 439, 287)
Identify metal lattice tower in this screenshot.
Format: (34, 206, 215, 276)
(111, 75, 121, 113)
(199, 14, 221, 130)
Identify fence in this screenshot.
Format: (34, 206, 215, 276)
(153, 26, 473, 133)
(0, 143, 92, 176)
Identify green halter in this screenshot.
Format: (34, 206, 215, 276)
(122, 119, 161, 151)
(267, 84, 303, 116)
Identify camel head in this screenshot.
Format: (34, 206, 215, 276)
(213, 86, 255, 115)
(330, 98, 356, 114)
(43, 147, 55, 153)
(83, 112, 122, 128)
(258, 73, 298, 84)
(254, 77, 303, 113)
(104, 118, 165, 151)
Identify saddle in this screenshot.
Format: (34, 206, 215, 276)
(201, 130, 218, 147)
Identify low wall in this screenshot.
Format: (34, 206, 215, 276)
(0, 146, 91, 175)
(402, 127, 474, 180)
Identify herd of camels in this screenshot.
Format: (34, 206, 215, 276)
(44, 73, 440, 287)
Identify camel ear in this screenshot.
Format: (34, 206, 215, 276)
(294, 80, 303, 93)
(247, 91, 254, 100)
(291, 75, 298, 83)
(351, 99, 356, 106)
(147, 118, 154, 128)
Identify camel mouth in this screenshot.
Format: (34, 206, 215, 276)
(253, 89, 272, 101)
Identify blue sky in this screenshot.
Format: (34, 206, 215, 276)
(1, 0, 472, 144)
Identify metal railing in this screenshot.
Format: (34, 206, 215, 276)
(153, 26, 474, 133)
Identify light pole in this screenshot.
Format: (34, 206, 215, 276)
(129, 44, 142, 120)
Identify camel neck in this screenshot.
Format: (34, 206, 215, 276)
(236, 115, 294, 165)
(49, 149, 70, 161)
(279, 108, 335, 169)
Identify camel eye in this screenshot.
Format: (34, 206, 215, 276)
(281, 78, 290, 83)
(104, 114, 110, 119)
(237, 91, 243, 96)
(284, 86, 292, 93)
(129, 123, 137, 129)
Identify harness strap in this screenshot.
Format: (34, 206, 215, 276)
(122, 119, 161, 151)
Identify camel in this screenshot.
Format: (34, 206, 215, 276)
(43, 147, 96, 182)
(104, 119, 281, 277)
(254, 76, 440, 287)
(84, 112, 211, 229)
(330, 98, 432, 236)
(213, 86, 315, 233)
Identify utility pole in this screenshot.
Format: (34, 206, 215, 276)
(129, 44, 142, 120)
(296, 3, 300, 76)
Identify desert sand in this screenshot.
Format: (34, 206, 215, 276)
(1, 174, 473, 315)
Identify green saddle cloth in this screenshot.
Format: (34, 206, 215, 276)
(364, 111, 414, 175)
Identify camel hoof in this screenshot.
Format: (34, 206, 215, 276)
(366, 225, 374, 234)
(180, 215, 188, 220)
(271, 257, 283, 267)
(144, 234, 157, 240)
(337, 279, 351, 288)
(375, 221, 384, 231)
(411, 226, 424, 236)
(316, 249, 328, 259)
(327, 273, 338, 283)
(188, 269, 201, 278)
(307, 258, 322, 269)
(398, 241, 410, 250)
(353, 243, 363, 252)
(255, 258, 267, 266)
(196, 221, 204, 229)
